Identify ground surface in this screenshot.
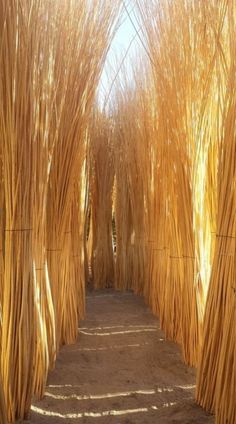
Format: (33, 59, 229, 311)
(25, 290, 214, 424)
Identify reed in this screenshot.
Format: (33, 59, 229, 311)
(196, 4, 236, 422)
(136, 0, 226, 366)
(31, 0, 60, 397)
(0, 370, 7, 424)
(0, 0, 121, 421)
(114, 69, 149, 294)
(0, 1, 39, 419)
(112, 1, 234, 420)
(0, 151, 4, 356)
(0, 0, 235, 422)
(112, 53, 199, 363)
(88, 111, 115, 289)
(46, 0, 120, 344)
(113, 118, 133, 291)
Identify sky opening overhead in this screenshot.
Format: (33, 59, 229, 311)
(99, 2, 143, 106)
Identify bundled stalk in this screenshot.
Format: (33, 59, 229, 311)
(112, 54, 199, 362)
(46, 0, 120, 344)
(136, 0, 227, 366)
(113, 74, 149, 294)
(111, 0, 234, 419)
(31, 0, 63, 397)
(112, 1, 234, 419)
(196, 4, 236, 423)
(0, 370, 7, 424)
(0, 156, 4, 354)
(0, 1, 40, 419)
(70, 178, 87, 322)
(89, 112, 115, 289)
(0, 0, 121, 421)
(1, 0, 235, 421)
(84, 159, 91, 285)
(113, 127, 133, 291)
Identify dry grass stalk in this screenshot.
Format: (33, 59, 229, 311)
(136, 0, 227, 366)
(112, 1, 234, 420)
(0, 370, 7, 424)
(114, 71, 149, 294)
(0, 1, 40, 419)
(88, 111, 115, 289)
(0, 0, 121, 421)
(114, 127, 133, 291)
(46, 0, 120, 344)
(196, 4, 236, 423)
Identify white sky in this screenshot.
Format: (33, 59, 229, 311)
(98, 4, 142, 107)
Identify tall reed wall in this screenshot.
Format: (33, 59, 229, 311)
(0, 0, 120, 421)
(108, 2, 235, 423)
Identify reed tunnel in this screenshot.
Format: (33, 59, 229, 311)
(0, 1, 235, 424)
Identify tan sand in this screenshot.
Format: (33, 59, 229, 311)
(25, 290, 214, 424)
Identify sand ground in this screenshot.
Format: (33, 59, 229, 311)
(24, 290, 214, 424)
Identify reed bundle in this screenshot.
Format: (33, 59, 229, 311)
(196, 3, 236, 423)
(0, 370, 7, 424)
(0, 1, 41, 419)
(113, 71, 150, 294)
(136, 0, 228, 366)
(112, 55, 200, 365)
(88, 111, 115, 289)
(0, 157, 4, 355)
(46, 0, 120, 344)
(0, 0, 235, 422)
(31, 0, 61, 397)
(0, 0, 120, 421)
(0, 14, 6, 422)
(111, 0, 234, 421)
(113, 111, 133, 291)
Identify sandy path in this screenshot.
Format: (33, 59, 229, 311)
(25, 290, 214, 424)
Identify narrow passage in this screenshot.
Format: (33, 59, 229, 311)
(25, 291, 213, 424)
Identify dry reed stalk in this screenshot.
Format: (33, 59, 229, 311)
(89, 111, 115, 289)
(84, 158, 92, 285)
(0, 0, 121, 420)
(0, 184, 6, 424)
(0, 370, 7, 424)
(114, 73, 149, 295)
(71, 178, 87, 322)
(196, 4, 236, 422)
(0, 157, 4, 355)
(144, 0, 199, 365)
(0, 1, 39, 419)
(112, 60, 163, 297)
(57, 174, 86, 344)
(114, 131, 133, 291)
(46, 0, 120, 345)
(136, 0, 228, 366)
(31, 0, 62, 397)
(112, 0, 234, 417)
(110, 19, 190, 348)
(121, 1, 234, 416)
(85, 205, 93, 285)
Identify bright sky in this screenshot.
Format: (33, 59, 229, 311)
(112, 6, 137, 55)
(99, 4, 142, 106)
